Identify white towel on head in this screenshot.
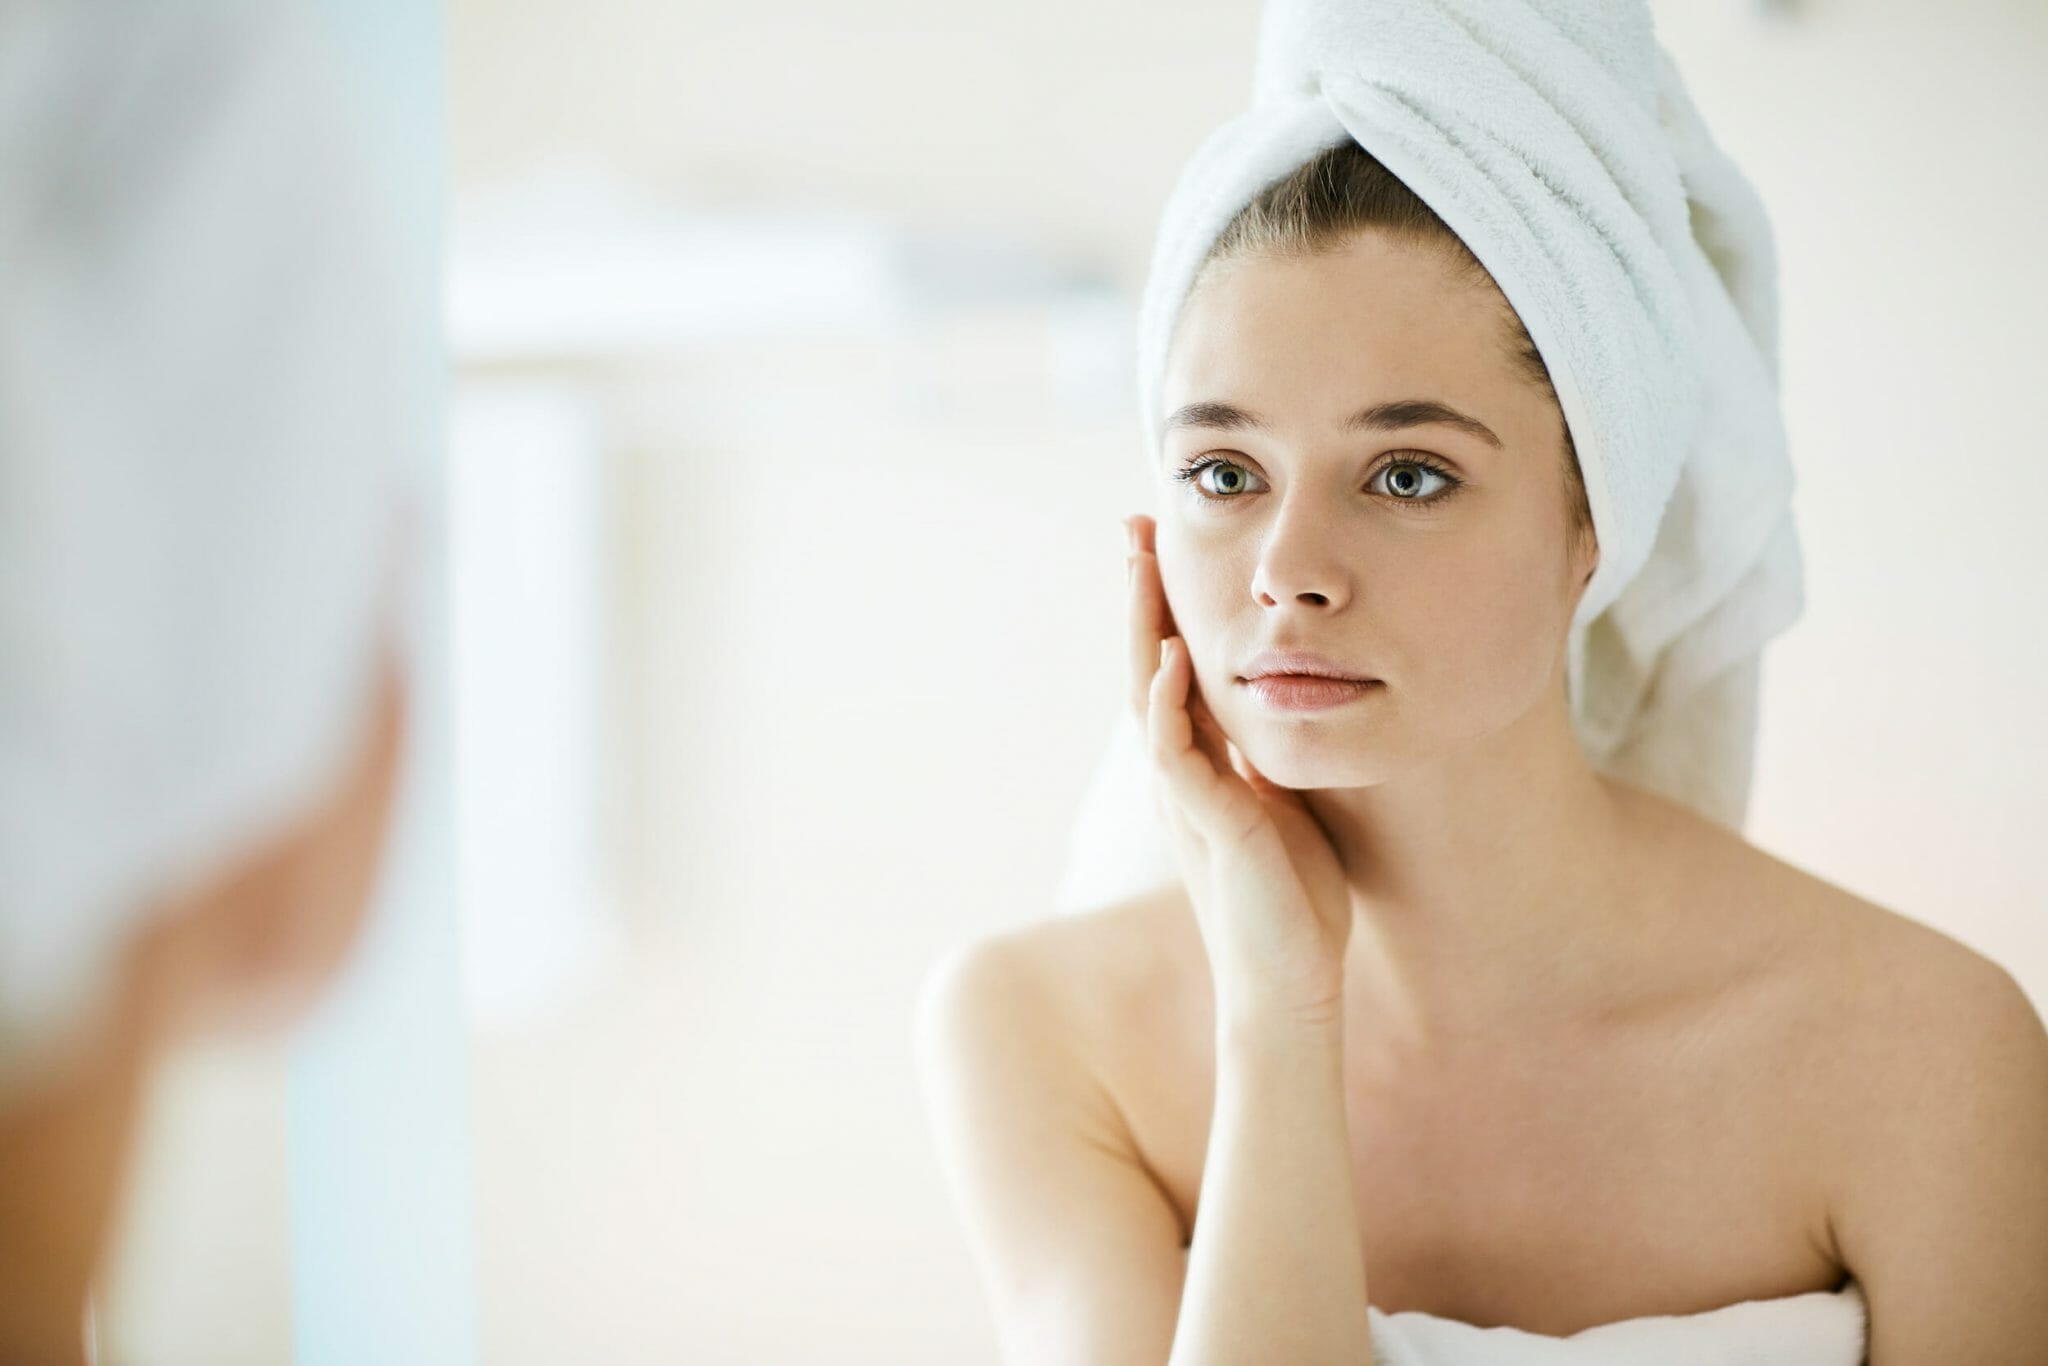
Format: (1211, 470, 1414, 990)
(1058, 0, 1802, 914)
(0, 0, 405, 1087)
(1365, 1279, 1867, 1364)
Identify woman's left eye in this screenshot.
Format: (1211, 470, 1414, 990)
(1367, 459, 1460, 502)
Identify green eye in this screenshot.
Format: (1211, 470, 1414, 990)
(1171, 456, 1260, 499)
(1375, 460, 1453, 500)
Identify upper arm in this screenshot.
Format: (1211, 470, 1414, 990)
(1834, 957, 2048, 1363)
(914, 935, 1188, 1366)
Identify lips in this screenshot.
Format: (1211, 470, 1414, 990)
(1238, 648, 1377, 683)
(1243, 675, 1380, 712)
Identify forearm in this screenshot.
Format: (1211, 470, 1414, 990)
(0, 1004, 149, 1366)
(1168, 1007, 1376, 1366)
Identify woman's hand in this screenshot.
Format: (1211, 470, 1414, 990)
(1125, 514, 1355, 1028)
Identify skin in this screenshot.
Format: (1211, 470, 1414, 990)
(917, 227, 2048, 1360)
(0, 650, 407, 1366)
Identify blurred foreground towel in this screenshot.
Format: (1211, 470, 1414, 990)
(1367, 1279, 1866, 1364)
(1059, 0, 1803, 913)
(0, 0, 407, 1086)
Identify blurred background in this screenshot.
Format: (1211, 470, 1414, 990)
(94, 0, 2048, 1360)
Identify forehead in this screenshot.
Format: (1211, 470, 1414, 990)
(1163, 234, 1516, 428)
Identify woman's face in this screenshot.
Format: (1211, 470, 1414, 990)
(1156, 229, 1597, 789)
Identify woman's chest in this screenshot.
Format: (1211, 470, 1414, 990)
(1105, 999, 1847, 1335)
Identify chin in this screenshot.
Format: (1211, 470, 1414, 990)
(1232, 720, 1396, 792)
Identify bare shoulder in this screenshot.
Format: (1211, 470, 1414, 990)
(916, 886, 1202, 1076)
(1618, 782, 2048, 1255)
(913, 893, 1200, 1362)
(1730, 828, 2048, 1143)
(1617, 780, 2032, 1031)
(1688, 829, 2048, 1347)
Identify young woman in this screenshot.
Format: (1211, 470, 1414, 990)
(917, 140, 2048, 1364)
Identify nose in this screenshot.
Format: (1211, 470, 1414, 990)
(1247, 505, 1352, 612)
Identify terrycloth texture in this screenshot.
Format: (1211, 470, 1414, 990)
(1058, 0, 1801, 913)
(0, 0, 405, 1088)
(1366, 1280, 1867, 1365)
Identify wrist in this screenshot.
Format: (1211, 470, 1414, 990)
(1215, 988, 1346, 1049)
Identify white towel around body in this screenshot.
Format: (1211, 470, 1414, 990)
(1366, 1279, 1867, 1365)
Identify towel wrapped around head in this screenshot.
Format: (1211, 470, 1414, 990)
(1058, 0, 1803, 913)
(0, 0, 406, 1088)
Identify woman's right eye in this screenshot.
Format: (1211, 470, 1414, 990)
(1173, 455, 1262, 499)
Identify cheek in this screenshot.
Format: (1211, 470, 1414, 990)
(1156, 538, 1234, 633)
(1156, 545, 1253, 705)
(1392, 533, 1572, 697)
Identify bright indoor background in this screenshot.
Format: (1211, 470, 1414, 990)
(98, 0, 2048, 1360)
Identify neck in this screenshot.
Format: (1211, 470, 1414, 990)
(1304, 683, 1667, 1055)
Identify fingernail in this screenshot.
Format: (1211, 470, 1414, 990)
(1158, 638, 1171, 666)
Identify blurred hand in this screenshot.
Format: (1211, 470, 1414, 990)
(128, 639, 409, 1045)
(1125, 514, 1354, 1027)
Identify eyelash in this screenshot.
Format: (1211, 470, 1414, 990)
(1171, 453, 1466, 509)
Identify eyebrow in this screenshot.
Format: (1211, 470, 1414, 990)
(1163, 397, 1503, 449)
